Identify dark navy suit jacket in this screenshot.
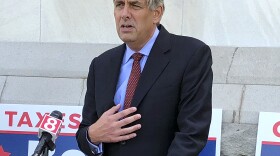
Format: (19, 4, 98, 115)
(76, 25, 213, 156)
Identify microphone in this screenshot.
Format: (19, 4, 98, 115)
(32, 110, 63, 156)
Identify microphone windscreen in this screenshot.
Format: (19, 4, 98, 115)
(50, 110, 63, 120)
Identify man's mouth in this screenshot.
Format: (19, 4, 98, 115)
(121, 24, 133, 28)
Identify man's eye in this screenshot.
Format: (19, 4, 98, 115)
(132, 4, 141, 9)
(115, 3, 124, 8)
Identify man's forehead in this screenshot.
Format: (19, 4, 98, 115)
(114, 0, 147, 3)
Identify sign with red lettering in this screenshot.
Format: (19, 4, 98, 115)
(256, 112, 280, 156)
(0, 104, 222, 156)
(0, 104, 83, 156)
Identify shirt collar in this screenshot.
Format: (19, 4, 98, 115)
(123, 27, 160, 63)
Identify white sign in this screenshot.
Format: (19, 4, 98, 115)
(0, 104, 223, 156)
(0, 104, 84, 156)
(256, 112, 280, 156)
(199, 109, 222, 156)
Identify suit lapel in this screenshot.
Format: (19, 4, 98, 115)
(131, 26, 171, 108)
(98, 44, 125, 112)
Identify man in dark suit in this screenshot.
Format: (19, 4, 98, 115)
(76, 0, 213, 155)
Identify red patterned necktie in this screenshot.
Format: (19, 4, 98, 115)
(123, 53, 143, 109)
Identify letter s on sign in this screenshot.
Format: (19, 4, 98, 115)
(68, 113, 81, 129)
(273, 121, 280, 137)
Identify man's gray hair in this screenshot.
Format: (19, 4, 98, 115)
(147, 0, 165, 11)
(113, 0, 165, 11)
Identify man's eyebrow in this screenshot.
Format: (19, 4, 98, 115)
(114, 0, 145, 6)
(114, 0, 124, 3)
(129, 0, 144, 5)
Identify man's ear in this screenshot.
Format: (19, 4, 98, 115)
(153, 5, 164, 24)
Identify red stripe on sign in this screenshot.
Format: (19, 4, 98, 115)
(59, 133, 76, 136)
(262, 141, 280, 145)
(0, 130, 37, 135)
(208, 137, 216, 141)
(0, 130, 75, 136)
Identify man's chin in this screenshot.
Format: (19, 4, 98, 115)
(119, 36, 135, 43)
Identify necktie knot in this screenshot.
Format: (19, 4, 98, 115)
(132, 53, 143, 61)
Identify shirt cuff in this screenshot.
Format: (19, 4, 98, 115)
(86, 129, 103, 154)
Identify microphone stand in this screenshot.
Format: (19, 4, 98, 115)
(32, 133, 56, 156)
(42, 146, 49, 156)
(41, 140, 55, 156)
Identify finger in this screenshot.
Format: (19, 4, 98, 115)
(116, 114, 141, 127)
(113, 133, 137, 142)
(104, 104, 121, 115)
(117, 124, 141, 136)
(112, 107, 137, 119)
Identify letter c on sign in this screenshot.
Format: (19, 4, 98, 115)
(273, 121, 280, 137)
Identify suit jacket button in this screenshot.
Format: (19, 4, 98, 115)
(120, 141, 126, 145)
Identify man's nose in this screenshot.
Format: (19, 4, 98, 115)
(121, 5, 131, 20)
